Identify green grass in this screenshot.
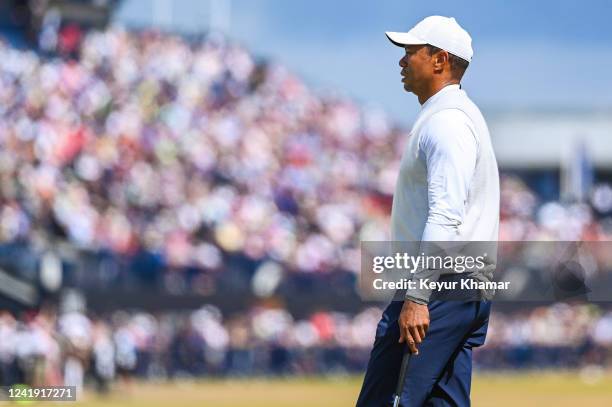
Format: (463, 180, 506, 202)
(49, 371, 612, 407)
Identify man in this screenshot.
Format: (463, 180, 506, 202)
(356, 16, 500, 406)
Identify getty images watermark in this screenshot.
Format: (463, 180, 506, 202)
(360, 241, 612, 303)
(370, 252, 510, 292)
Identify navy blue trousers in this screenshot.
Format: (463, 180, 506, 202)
(356, 300, 491, 407)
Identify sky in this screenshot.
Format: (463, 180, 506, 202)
(115, 0, 612, 124)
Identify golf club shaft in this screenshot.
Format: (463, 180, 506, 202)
(392, 346, 412, 407)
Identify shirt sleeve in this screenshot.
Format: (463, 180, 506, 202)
(405, 109, 478, 304)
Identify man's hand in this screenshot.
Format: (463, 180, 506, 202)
(398, 300, 430, 355)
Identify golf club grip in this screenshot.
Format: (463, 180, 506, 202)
(394, 347, 412, 401)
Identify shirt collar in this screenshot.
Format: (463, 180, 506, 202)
(421, 84, 461, 110)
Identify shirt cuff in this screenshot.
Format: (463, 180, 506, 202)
(404, 294, 429, 305)
(404, 267, 442, 304)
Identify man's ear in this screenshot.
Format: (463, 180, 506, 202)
(432, 50, 448, 73)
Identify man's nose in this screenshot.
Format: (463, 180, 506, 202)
(399, 57, 407, 68)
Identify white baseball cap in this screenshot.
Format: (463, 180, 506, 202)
(386, 16, 473, 62)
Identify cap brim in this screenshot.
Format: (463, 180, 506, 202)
(385, 31, 427, 47)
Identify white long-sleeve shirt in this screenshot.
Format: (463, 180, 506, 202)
(390, 84, 500, 303)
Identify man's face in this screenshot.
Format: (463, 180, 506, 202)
(399, 45, 431, 93)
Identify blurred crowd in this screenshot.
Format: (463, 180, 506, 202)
(0, 26, 397, 277)
(0, 305, 378, 390)
(1, 27, 611, 285)
(478, 302, 612, 368)
(1, 303, 611, 390)
(499, 178, 612, 241)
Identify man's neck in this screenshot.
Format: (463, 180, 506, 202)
(418, 80, 460, 105)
